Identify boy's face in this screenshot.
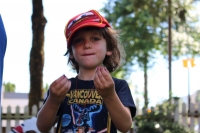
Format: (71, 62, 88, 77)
(71, 28, 112, 70)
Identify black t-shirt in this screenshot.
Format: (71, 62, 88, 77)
(44, 77, 136, 133)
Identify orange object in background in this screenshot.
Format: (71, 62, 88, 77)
(190, 58, 195, 67)
(182, 58, 195, 68)
(182, 59, 188, 68)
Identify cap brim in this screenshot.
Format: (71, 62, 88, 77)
(67, 22, 107, 47)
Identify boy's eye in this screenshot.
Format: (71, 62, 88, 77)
(92, 37, 100, 41)
(73, 38, 82, 44)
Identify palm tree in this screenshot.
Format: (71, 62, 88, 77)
(29, 0, 47, 114)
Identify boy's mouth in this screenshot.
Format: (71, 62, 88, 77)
(82, 53, 94, 56)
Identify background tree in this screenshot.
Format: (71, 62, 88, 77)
(3, 82, 16, 92)
(102, 0, 200, 108)
(102, 0, 164, 108)
(28, 0, 47, 113)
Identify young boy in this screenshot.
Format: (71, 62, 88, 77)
(37, 9, 136, 133)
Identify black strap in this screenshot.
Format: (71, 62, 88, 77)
(55, 101, 64, 133)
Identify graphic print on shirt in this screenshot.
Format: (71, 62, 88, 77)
(60, 89, 108, 133)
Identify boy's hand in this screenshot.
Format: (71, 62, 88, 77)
(49, 75, 71, 105)
(94, 66, 115, 98)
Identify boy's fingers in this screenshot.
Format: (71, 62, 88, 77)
(101, 67, 109, 76)
(53, 75, 66, 85)
(53, 75, 68, 89)
(65, 80, 71, 92)
(59, 74, 67, 81)
(94, 72, 100, 88)
(101, 67, 112, 82)
(98, 67, 107, 83)
(60, 80, 70, 93)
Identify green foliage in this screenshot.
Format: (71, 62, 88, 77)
(134, 101, 194, 133)
(103, 0, 161, 74)
(3, 82, 16, 92)
(102, 0, 200, 108)
(102, 0, 200, 76)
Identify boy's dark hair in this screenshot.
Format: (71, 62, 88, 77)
(64, 26, 125, 73)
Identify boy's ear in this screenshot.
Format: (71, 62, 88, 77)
(106, 51, 112, 56)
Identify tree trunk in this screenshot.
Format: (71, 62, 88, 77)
(144, 53, 148, 108)
(29, 0, 47, 114)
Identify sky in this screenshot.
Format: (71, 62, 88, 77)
(0, 0, 200, 107)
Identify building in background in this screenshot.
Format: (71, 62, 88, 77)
(1, 86, 47, 113)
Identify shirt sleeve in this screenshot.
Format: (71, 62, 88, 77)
(114, 78, 137, 119)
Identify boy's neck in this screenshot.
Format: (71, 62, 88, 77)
(77, 69, 95, 80)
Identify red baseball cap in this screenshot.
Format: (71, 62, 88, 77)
(64, 9, 111, 47)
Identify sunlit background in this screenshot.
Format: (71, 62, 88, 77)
(1, 0, 200, 109)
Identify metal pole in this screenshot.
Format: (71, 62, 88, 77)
(188, 67, 190, 112)
(168, 0, 172, 104)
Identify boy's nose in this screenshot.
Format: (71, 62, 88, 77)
(83, 40, 91, 49)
